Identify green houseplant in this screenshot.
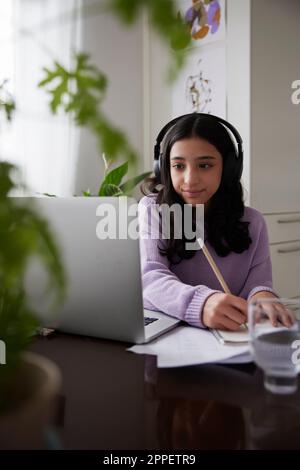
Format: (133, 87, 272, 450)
(0, 87, 66, 448)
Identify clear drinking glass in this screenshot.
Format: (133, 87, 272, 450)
(248, 298, 300, 394)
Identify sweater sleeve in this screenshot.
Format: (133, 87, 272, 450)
(238, 212, 279, 301)
(138, 196, 221, 328)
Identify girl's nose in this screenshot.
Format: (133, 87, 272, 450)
(184, 168, 199, 185)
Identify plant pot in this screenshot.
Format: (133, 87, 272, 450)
(0, 351, 61, 450)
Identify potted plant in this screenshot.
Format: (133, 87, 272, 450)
(0, 86, 66, 449)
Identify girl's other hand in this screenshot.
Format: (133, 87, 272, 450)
(249, 292, 295, 327)
(202, 293, 247, 331)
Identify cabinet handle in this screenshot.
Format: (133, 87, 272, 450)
(277, 246, 300, 254)
(277, 217, 300, 224)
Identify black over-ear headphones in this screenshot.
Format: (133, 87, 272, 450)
(153, 113, 243, 186)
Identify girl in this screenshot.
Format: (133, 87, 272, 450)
(139, 113, 290, 331)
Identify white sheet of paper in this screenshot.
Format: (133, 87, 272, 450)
(219, 352, 253, 365)
(128, 326, 251, 368)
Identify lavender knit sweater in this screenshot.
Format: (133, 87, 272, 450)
(139, 194, 278, 328)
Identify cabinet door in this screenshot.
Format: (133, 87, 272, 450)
(265, 213, 300, 244)
(270, 241, 300, 298)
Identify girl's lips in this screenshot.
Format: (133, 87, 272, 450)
(182, 190, 205, 197)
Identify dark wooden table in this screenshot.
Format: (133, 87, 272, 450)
(31, 332, 300, 450)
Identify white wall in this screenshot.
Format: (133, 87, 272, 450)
(226, 0, 251, 204)
(250, 0, 300, 213)
(73, 0, 144, 196)
(146, 29, 173, 172)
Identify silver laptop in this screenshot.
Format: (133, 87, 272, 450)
(22, 197, 180, 343)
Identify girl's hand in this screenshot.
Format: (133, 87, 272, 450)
(202, 293, 247, 331)
(249, 292, 295, 327)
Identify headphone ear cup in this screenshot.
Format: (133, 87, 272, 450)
(235, 151, 243, 181)
(153, 153, 162, 184)
(222, 151, 243, 187)
(236, 159, 243, 181)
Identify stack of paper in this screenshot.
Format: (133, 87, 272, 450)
(128, 326, 252, 368)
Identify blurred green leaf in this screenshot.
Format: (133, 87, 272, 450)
(0, 162, 66, 391)
(39, 53, 138, 168)
(3, 101, 15, 121)
(98, 161, 128, 195)
(0, 80, 15, 123)
(42, 193, 57, 198)
(99, 183, 123, 197)
(38, 55, 107, 120)
(119, 171, 152, 195)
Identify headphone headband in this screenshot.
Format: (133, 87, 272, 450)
(154, 113, 243, 162)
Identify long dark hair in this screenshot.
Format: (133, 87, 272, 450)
(141, 114, 252, 264)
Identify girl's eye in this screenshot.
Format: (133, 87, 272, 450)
(173, 164, 185, 170)
(172, 163, 212, 170)
(199, 164, 212, 169)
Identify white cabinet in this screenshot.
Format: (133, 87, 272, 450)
(269, 241, 300, 298)
(264, 214, 300, 245)
(265, 213, 300, 298)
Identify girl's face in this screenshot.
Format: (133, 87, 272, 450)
(170, 137, 223, 210)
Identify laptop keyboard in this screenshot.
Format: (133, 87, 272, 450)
(144, 316, 159, 326)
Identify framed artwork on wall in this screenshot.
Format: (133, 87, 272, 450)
(172, 42, 226, 118)
(176, 0, 226, 48)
